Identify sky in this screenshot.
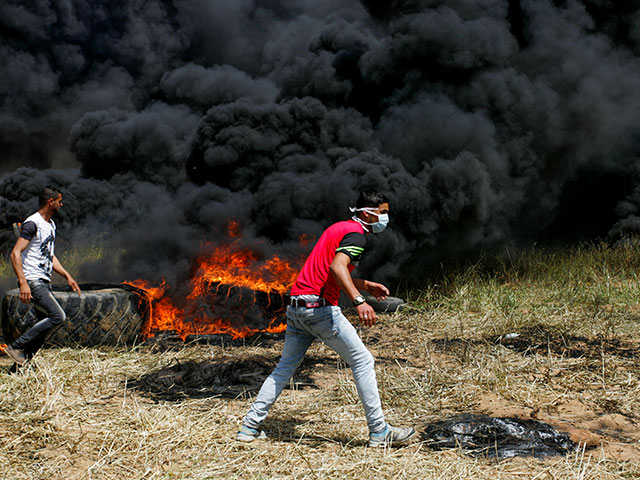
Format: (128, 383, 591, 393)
(1, 0, 640, 291)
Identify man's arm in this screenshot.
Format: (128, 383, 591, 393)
(52, 256, 81, 295)
(329, 252, 378, 327)
(353, 278, 389, 300)
(10, 237, 32, 304)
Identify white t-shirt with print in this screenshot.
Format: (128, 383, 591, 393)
(20, 212, 56, 281)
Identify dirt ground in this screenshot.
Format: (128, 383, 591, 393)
(1, 308, 639, 479)
(111, 315, 640, 461)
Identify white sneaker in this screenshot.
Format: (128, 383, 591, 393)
(369, 424, 416, 447)
(236, 425, 267, 442)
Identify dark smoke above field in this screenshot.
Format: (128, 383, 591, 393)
(1, 0, 640, 289)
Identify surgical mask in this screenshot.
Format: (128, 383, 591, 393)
(349, 207, 389, 233)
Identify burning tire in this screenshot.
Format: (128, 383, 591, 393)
(1, 284, 149, 347)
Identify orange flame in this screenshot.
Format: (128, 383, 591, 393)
(188, 244, 297, 299)
(227, 220, 241, 238)
(126, 221, 304, 341)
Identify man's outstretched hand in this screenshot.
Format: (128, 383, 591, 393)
(366, 281, 389, 300)
(18, 281, 31, 304)
(68, 276, 81, 295)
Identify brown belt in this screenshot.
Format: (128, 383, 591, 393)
(290, 298, 329, 308)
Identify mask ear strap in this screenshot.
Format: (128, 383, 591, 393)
(352, 215, 371, 232)
(350, 207, 371, 231)
(350, 206, 376, 213)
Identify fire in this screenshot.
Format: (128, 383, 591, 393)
(126, 223, 307, 341)
(124, 280, 182, 338)
(188, 244, 297, 299)
(227, 219, 241, 238)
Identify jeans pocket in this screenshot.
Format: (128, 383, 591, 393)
(303, 307, 331, 324)
(28, 280, 48, 296)
(285, 320, 306, 336)
(299, 310, 332, 338)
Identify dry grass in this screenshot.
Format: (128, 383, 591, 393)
(1, 243, 640, 479)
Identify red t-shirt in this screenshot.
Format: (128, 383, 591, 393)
(290, 220, 367, 305)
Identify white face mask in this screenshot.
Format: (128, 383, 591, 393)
(350, 207, 389, 233)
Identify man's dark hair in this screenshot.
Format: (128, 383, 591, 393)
(39, 186, 61, 208)
(355, 191, 389, 209)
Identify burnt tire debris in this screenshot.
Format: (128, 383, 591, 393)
(422, 414, 576, 459)
(129, 358, 277, 400)
(1, 283, 150, 348)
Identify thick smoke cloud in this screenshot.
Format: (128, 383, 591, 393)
(2, 0, 640, 296)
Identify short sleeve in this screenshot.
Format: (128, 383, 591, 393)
(20, 221, 37, 241)
(335, 232, 366, 263)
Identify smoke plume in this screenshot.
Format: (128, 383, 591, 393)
(2, 0, 640, 293)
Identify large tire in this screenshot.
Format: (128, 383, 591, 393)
(1, 284, 149, 347)
(364, 295, 405, 313)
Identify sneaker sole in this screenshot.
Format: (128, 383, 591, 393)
(236, 431, 267, 442)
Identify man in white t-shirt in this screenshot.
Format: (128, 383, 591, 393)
(5, 186, 81, 365)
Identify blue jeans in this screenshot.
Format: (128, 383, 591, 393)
(243, 304, 386, 434)
(12, 279, 66, 353)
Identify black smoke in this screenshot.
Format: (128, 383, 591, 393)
(2, 0, 640, 294)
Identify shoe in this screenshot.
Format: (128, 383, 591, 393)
(5, 345, 27, 365)
(236, 425, 267, 442)
(369, 424, 416, 447)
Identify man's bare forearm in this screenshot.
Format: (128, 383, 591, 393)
(52, 256, 71, 279)
(10, 254, 27, 285)
(53, 256, 81, 294)
(331, 265, 360, 301)
(353, 278, 370, 291)
(10, 240, 28, 285)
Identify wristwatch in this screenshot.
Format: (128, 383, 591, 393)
(353, 295, 366, 307)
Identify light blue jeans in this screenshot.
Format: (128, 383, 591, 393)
(243, 303, 386, 434)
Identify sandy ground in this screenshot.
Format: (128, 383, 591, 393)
(131, 316, 640, 462)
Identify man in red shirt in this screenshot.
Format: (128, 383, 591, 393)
(237, 192, 415, 447)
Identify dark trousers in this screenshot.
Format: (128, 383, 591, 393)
(12, 279, 66, 355)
